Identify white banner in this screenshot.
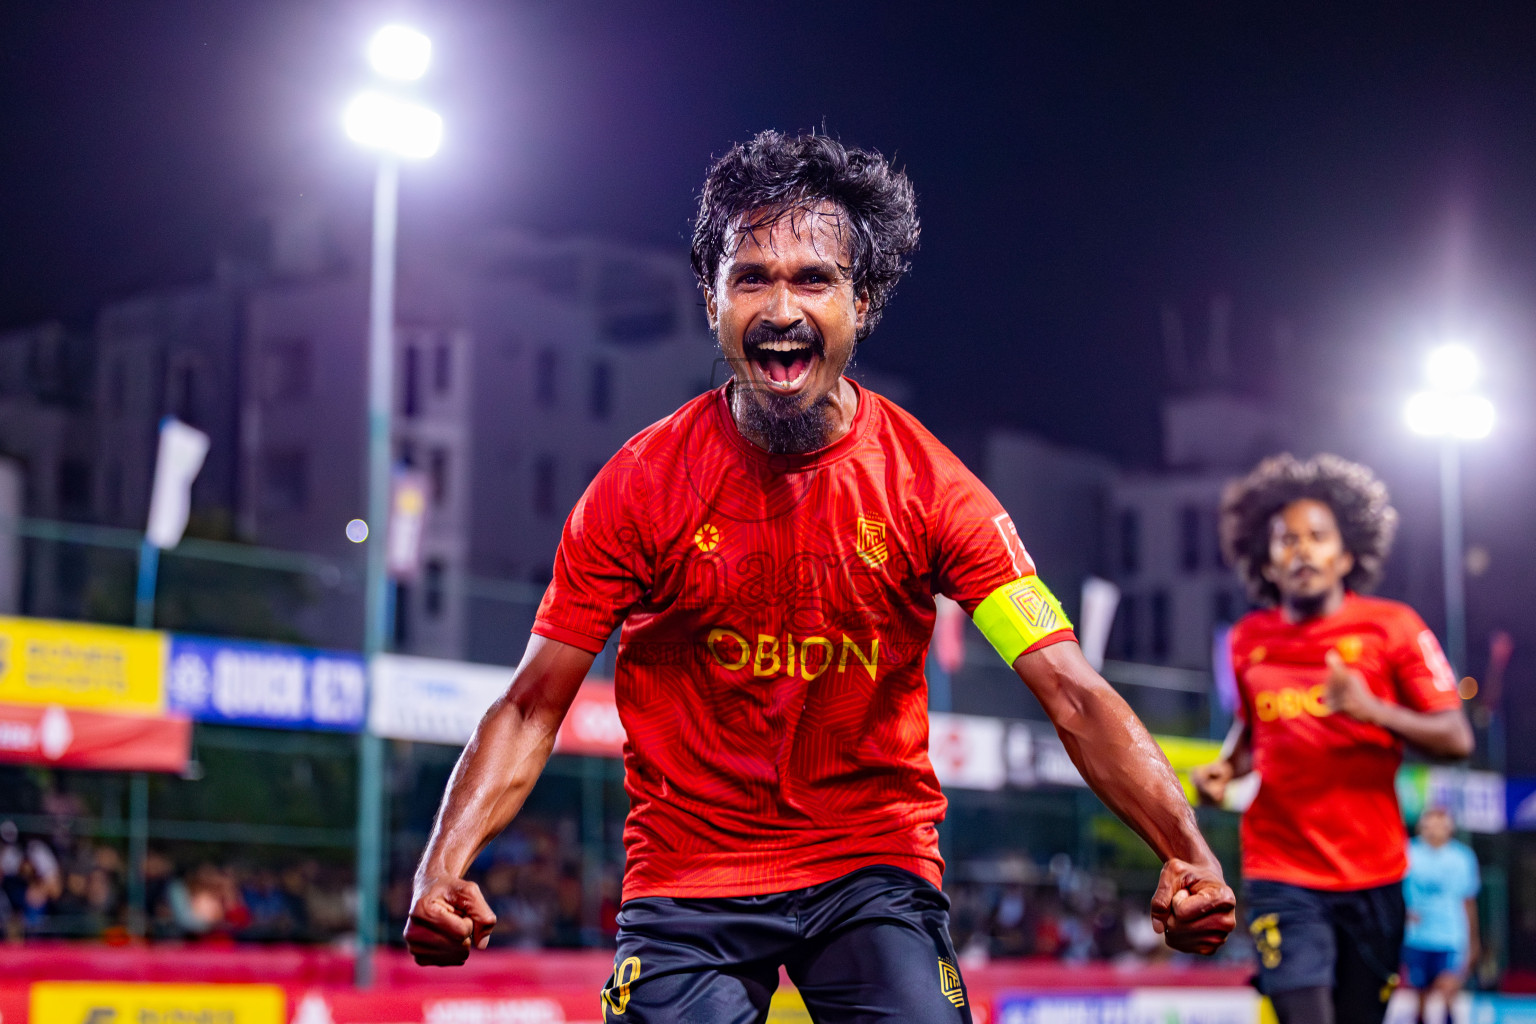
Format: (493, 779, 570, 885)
(369, 654, 509, 745)
(928, 712, 1006, 791)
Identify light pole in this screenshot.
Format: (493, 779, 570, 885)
(344, 24, 442, 988)
(1404, 343, 1494, 677)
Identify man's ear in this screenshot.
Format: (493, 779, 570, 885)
(1337, 549, 1355, 577)
(854, 289, 870, 334)
(704, 289, 719, 333)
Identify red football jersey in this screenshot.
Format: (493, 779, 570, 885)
(1230, 594, 1462, 891)
(533, 383, 1073, 900)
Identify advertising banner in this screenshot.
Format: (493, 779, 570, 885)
(0, 616, 165, 714)
(371, 654, 621, 753)
(0, 701, 191, 772)
(1507, 777, 1536, 831)
(930, 712, 1007, 790)
(998, 989, 1257, 1024)
(553, 679, 625, 758)
(370, 655, 512, 745)
(32, 981, 284, 1024)
(168, 635, 367, 732)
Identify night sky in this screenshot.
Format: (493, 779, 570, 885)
(6, 2, 1536, 459)
(5, 2, 1536, 740)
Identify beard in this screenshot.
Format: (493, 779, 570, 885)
(732, 381, 836, 454)
(726, 320, 848, 454)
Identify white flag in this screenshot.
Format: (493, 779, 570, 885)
(1078, 576, 1121, 671)
(146, 417, 210, 549)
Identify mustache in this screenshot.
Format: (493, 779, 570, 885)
(742, 320, 823, 354)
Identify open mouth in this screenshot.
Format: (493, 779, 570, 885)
(744, 337, 819, 391)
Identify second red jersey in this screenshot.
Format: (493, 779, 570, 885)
(1231, 594, 1462, 891)
(533, 383, 1072, 900)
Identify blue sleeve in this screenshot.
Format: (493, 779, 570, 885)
(1462, 845, 1481, 898)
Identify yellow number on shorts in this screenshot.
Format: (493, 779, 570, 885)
(602, 955, 642, 1018)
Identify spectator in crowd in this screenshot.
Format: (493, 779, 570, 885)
(1403, 807, 1481, 1024)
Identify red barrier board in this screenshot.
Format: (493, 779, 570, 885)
(0, 702, 191, 772)
(0, 984, 27, 1024)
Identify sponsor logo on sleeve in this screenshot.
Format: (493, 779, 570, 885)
(992, 513, 1035, 576)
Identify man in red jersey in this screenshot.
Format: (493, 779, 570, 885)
(405, 131, 1235, 1021)
(1194, 453, 1474, 1024)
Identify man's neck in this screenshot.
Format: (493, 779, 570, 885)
(1279, 586, 1346, 624)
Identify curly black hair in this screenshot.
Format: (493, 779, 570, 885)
(690, 130, 920, 341)
(1219, 453, 1399, 606)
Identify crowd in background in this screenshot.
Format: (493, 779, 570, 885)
(2, 815, 1200, 965)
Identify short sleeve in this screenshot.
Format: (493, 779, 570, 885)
(1386, 606, 1463, 713)
(1461, 845, 1482, 898)
(532, 448, 653, 654)
(1228, 626, 1253, 727)
(929, 458, 1075, 662)
(929, 461, 1038, 611)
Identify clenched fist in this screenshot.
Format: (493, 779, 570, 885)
(404, 875, 498, 966)
(1149, 858, 1236, 955)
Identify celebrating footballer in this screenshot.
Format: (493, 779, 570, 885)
(405, 131, 1236, 1022)
(1194, 454, 1474, 1024)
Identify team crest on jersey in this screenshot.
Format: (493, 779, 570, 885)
(855, 516, 889, 568)
(693, 523, 721, 553)
(938, 958, 965, 1007)
(991, 513, 1035, 576)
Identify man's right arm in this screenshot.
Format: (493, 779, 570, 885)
(404, 634, 596, 965)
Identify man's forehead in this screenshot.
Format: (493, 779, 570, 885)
(723, 202, 850, 264)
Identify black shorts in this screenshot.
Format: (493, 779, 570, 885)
(1247, 879, 1405, 1021)
(600, 865, 972, 1024)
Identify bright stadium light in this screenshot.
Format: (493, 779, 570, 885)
(1425, 343, 1480, 392)
(368, 25, 432, 81)
(1405, 390, 1495, 439)
(344, 91, 443, 159)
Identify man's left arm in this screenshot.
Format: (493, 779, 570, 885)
(1014, 639, 1236, 954)
(1323, 649, 1473, 759)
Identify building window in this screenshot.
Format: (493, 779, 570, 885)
(535, 349, 558, 408)
(589, 362, 611, 421)
(393, 583, 411, 647)
(1118, 508, 1140, 576)
(1179, 505, 1202, 573)
(1116, 594, 1139, 661)
(174, 364, 198, 425)
(533, 456, 557, 517)
(58, 459, 92, 511)
(434, 343, 452, 394)
(1214, 589, 1244, 626)
(402, 345, 421, 419)
(424, 560, 444, 617)
(105, 462, 122, 520)
(260, 449, 308, 512)
(429, 448, 449, 506)
(262, 338, 311, 402)
(1151, 590, 1170, 661)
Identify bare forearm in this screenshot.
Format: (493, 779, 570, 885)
(414, 636, 594, 883)
(415, 699, 561, 881)
(1365, 703, 1472, 760)
(1018, 644, 1219, 869)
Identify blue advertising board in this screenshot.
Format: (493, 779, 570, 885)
(166, 635, 367, 732)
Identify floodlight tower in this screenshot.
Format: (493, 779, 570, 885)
(1404, 343, 1494, 678)
(344, 23, 441, 987)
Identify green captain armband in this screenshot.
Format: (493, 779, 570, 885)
(972, 576, 1073, 665)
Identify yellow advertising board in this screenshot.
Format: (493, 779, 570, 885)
(0, 617, 166, 714)
(1155, 734, 1223, 805)
(31, 981, 284, 1023)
